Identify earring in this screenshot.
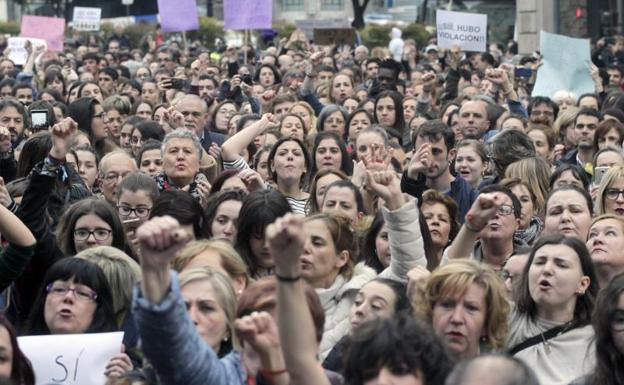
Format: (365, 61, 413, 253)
(223, 335, 229, 342)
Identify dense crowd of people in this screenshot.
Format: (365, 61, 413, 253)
(0, 19, 622, 385)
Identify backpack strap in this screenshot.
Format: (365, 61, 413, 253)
(508, 321, 580, 355)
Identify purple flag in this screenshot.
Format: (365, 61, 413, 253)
(224, 0, 272, 30)
(157, 0, 200, 33)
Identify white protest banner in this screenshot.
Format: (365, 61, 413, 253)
(532, 31, 595, 98)
(437, 10, 487, 52)
(72, 7, 102, 31)
(7, 37, 47, 65)
(18, 332, 124, 385)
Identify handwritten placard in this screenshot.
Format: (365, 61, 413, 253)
(7, 37, 47, 65)
(532, 31, 595, 98)
(20, 15, 65, 52)
(18, 332, 123, 385)
(72, 7, 102, 31)
(436, 10, 487, 52)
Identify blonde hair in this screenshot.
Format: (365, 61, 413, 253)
(505, 157, 551, 214)
(178, 267, 239, 351)
(596, 165, 624, 215)
(421, 260, 509, 350)
(74, 246, 141, 324)
(590, 214, 624, 232)
(289, 101, 318, 137)
(552, 106, 580, 142)
(552, 90, 577, 106)
(172, 240, 250, 286)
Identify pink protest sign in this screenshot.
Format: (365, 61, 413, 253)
(224, 0, 272, 30)
(157, 0, 200, 33)
(20, 15, 65, 52)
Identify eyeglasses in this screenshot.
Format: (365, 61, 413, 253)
(46, 283, 98, 302)
(612, 311, 624, 332)
(93, 112, 105, 119)
(606, 188, 624, 200)
(118, 205, 151, 218)
(73, 228, 112, 241)
(497, 204, 514, 216)
(605, 187, 624, 200)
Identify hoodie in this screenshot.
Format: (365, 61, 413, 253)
(389, 27, 404, 62)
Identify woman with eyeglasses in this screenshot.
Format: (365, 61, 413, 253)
(595, 165, 624, 216)
(570, 273, 624, 385)
(68, 97, 118, 159)
(115, 172, 160, 252)
(25, 257, 133, 379)
(56, 197, 131, 257)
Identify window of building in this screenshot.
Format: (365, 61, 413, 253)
(321, 0, 343, 10)
(282, 0, 304, 11)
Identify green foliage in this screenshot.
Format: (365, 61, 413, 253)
(123, 22, 155, 49)
(0, 21, 20, 36)
(189, 17, 225, 49)
(274, 20, 297, 40)
(402, 23, 430, 48)
(359, 24, 393, 48)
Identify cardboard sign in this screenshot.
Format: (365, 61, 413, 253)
(436, 10, 487, 52)
(296, 19, 350, 41)
(7, 37, 47, 65)
(20, 15, 65, 52)
(532, 31, 595, 98)
(224, 0, 272, 30)
(18, 332, 124, 385)
(314, 28, 356, 45)
(72, 7, 102, 31)
(157, 0, 200, 33)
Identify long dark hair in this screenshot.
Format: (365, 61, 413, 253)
(516, 234, 598, 323)
(26, 258, 117, 335)
(0, 314, 35, 385)
(235, 190, 291, 278)
(588, 273, 624, 385)
(311, 131, 352, 176)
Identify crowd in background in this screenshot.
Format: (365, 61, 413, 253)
(0, 20, 622, 385)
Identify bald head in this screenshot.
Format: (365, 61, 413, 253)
(99, 151, 138, 204)
(445, 355, 539, 385)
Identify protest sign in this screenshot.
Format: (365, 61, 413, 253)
(72, 7, 102, 31)
(314, 28, 356, 45)
(7, 37, 46, 65)
(157, 0, 200, 33)
(224, 0, 272, 30)
(18, 332, 124, 385)
(20, 15, 65, 52)
(532, 31, 595, 98)
(296, 19, 350, 41)
(436, 10, 487, 52)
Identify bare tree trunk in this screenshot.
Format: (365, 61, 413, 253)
(351, 0, 371, 29)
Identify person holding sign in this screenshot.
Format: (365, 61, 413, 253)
(25, 257, 133, 379)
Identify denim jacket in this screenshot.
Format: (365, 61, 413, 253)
(133, 271, 245, 385)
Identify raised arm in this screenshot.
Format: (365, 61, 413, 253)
(365, 169, 426, 280)
(267, 214, 331, 385)
(134, 216, 244, 385)
(445, 192, 503, 261)
(221, 113, 276, 162)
